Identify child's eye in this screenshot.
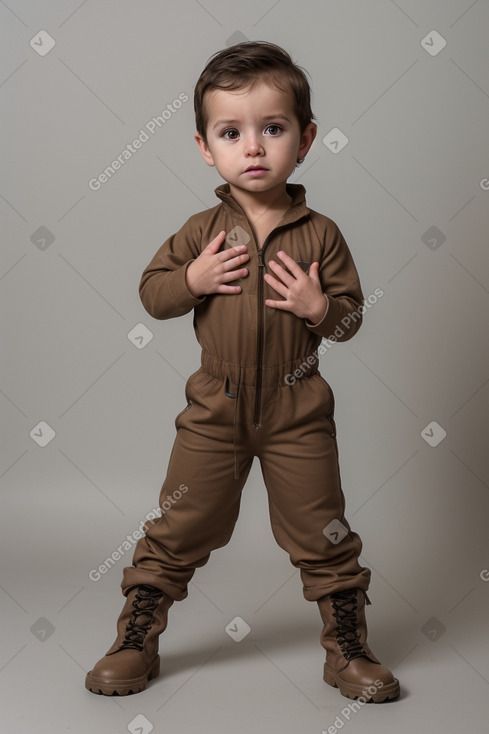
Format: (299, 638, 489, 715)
(222, 129, 239, 140)
(265, 124, 283, 136)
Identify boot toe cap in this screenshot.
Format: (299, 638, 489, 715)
(342, 656, 396, 687)
(90, 649, 150, 681)
(86, 650, 160, 696)
(324, 656, 400, 702)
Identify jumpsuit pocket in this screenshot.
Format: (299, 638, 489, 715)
(174, 399, 193, 430)
(324, 380, 335, 418)
(224, 376, 237, 399)
(325, 410, 337, 439)
(314, 373, 335, 414)
(174, 368, 201, 429)
(315, 374, 336, 437)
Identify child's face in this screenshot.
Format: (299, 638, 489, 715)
(195, 79, 316, 195)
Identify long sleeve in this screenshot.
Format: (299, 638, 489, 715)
(139, 214, 207, 320)
(304, 218, 364, 341)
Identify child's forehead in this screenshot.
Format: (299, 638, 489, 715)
(204, 79, 294, 118)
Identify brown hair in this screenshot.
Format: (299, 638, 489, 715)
(194, 41, 315, 143)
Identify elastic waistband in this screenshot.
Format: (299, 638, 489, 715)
(200, 350, 319, 389)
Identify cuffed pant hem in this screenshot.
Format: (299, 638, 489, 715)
(121, 566, 187, 602)
(303, 577, 370, 603)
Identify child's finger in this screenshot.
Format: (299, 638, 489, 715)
(205, 230, 227, 252)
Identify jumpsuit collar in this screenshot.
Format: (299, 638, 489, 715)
(213, 182, 311, 480)
(214, 182, 310, 227)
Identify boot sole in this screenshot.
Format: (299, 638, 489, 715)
(85, 655, 160, 696)
(323, 663, 400, 702)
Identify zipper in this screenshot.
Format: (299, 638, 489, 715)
(252, 226, 285, 427)
(253, 245, 265, 427)
(248, 216, 307, 428)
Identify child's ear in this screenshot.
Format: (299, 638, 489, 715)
(298, 122, 317, 161)
(194, 133, 215, 167)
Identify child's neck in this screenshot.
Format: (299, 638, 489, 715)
(227, 182, 292, 224)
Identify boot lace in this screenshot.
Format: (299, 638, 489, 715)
(330, 589, 367, 662)
(121, 585, 164, 651)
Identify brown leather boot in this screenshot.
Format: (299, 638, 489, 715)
(85, 585, 174, 696)
(318, 588, 400, 702)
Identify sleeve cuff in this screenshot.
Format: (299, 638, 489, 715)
(305, 293, 330, 329)
(169, 260, 207, 314)
(305, 293, 345, 336)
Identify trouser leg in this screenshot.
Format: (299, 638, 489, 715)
(257, 373, 370, 601)
(122, 368, 254, 601)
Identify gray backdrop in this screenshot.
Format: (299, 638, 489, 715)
(1, 1, 488, 733)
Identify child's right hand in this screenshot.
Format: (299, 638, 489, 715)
(186, 230, 249, 298)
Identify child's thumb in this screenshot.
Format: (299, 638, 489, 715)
(309, 261, 321, 281)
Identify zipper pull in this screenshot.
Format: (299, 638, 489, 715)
(257, 248, 264, 267)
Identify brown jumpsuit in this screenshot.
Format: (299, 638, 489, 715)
(122, 183, 371, 603)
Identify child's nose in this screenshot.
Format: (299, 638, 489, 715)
(244, 135, 264, 156)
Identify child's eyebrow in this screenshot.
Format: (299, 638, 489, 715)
(212, 114, 292, 130)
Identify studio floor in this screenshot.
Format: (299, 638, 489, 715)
(2, 551, 487, 734)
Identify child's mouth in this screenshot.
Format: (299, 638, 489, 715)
(244, 166, 269, 177)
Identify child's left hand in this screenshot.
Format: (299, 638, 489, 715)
(264, 251, 328, 323)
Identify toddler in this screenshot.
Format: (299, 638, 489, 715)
(85, 40, 400, 703)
